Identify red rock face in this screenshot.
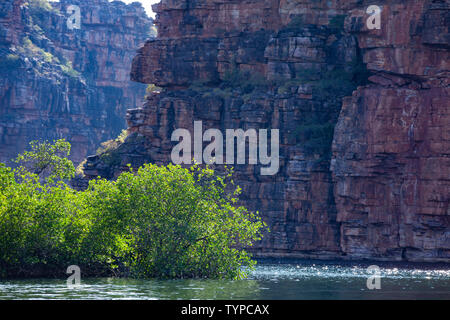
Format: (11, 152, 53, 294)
(0, 0, 153, 165)
(83, 0, 449, 262)
(96, 0, 356, 259)
(0, 0, 24, 46)
(153, 0, 282, 38)
(331, 0, 450, 262)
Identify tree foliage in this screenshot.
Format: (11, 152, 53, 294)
(0, 141, 267, 279)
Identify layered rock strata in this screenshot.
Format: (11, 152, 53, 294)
(82, 0, 449, 262)
(0, 0, 153, 164)
(331, 0, 450, 261)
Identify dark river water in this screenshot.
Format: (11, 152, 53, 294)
(0, 263, 449, 300)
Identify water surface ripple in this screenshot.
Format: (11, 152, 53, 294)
(1, 263, 449, 300)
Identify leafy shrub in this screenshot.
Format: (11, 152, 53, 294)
(222, 69, 268, 93)
(83, 164, 266, 279)
(314, 69, 354, 100)
(296, 121, 335, 157)
(145, 84, 162, 97)
(0, 141, 266, 279)
(21, 37, 40, 55)
(28, 0, 53, 12)
(14, 139, 75, 180)
(190, 69, 268, 99)
(97, 130, 128, 155)
(18, 37, 80, 78)
(314, 60, 370, 100)
(202, 87, 233, 99)
(0, 164, 87, 277)
(277, 78, 305, 95)
(294, 60, 370, 159)
(95, 130, 128, 166)
(117, 129, 129, 143)
(75, 159, 87, 177)
(60, 60, 80, 78)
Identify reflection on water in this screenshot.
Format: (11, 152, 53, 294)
(0, 263, 449, 300)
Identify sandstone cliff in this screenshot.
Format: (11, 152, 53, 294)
(0, 0, 153, 165)
(332, 1, 449, 262)
(82, 0, 449, 262)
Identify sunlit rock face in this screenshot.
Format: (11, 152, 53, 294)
(0, 0, 153, 165)
(82, 0, 449, 262)
(331, 1, 450, 262)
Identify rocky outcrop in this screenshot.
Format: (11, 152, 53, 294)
(0, 0, 153, 164)
(85, 0, 362, 260)
(331, 1, 450, 262)
(82, 0, 449, 262)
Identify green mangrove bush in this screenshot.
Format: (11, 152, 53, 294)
(0, 140, 267, 279)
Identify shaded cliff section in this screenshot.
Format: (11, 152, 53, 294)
(82, 0, 449, 263)
(0, 0, 154, 165)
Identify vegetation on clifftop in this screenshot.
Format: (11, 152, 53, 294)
(188, 57, 369, 160)
(0, 1, 80, 79)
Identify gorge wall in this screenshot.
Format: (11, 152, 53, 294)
(0, 0, 153, 165)
(82, 0, 449, 263)
(332, 1, 449, 262)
